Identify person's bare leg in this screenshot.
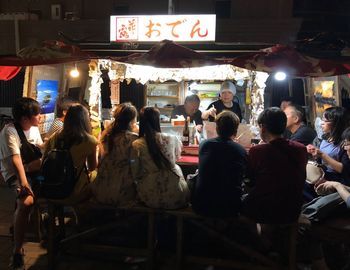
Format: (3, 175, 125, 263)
(13, 195, 34, 254)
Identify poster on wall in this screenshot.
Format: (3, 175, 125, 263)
(36, 80, 59, 114)
(36, 80, 59, 134)
(312, 77, 338, 139)
(313, 77, 337, 118)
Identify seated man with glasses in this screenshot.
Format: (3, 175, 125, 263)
(283, 104, 316, 146)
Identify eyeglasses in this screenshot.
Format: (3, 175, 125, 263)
(343, 141, 350, 147)
(321, 118, 332, 123)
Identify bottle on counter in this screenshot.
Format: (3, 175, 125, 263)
(182, 116, 190, 146)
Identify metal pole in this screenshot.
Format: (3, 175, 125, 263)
(14, 18, 20, 54)
(168, 0, 174, 14)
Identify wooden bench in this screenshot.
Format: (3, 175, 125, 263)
(309, 216, 350, 245)
(46, 201, 158, 270)
(45, 201, 298, 270)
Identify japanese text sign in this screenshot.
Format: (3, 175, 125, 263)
(110, 14, 216, 42)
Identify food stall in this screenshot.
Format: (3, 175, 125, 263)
(87, 47, 269, 151)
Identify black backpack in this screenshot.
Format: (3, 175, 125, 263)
(41, 139, 85, 199)
(14, 122, 42, 165)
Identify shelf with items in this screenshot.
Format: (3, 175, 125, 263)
(147, 95, 178, 99)
(187, 82, 221, 112)
(145, 82, 182, 122)
(158, 107, 174, 110)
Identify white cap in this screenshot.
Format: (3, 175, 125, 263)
(220, 81, 236, 95)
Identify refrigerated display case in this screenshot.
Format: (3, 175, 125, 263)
(145, 82, 183, 122)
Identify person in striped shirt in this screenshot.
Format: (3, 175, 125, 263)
(45, 97, 77, 140)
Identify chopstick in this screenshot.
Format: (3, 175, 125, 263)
(236, 131, 247, 140)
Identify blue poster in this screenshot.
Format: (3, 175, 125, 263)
(36, 80, 59, 114)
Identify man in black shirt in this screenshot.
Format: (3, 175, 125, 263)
(284, 104, 316, 146)
(192, 111, 247, 217)
(171, 94, 203, 130)
(202, 80, 242, 122)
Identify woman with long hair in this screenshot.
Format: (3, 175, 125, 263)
(92, 103, 139, 205)
(307, 107, 350, 183)
(316, 127, 350, 199)
(43, 104, 98, 204)
(131, 107, 189, 209)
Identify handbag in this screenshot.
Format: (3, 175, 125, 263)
(306, 161, 325, 184)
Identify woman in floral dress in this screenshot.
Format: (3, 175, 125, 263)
(131, 107, 189, 209)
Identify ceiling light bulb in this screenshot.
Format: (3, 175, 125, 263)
(274, 71, 286, 81)
(70, 67, 79, 78)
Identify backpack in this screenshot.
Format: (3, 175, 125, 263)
(14, 122, 42, 165)
(40, 139, 85, 199)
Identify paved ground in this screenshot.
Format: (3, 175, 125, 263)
(0, 182, 154, 270)
(3, 180, 344, 270)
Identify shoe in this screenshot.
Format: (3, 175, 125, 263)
(9, 253, 25, 270)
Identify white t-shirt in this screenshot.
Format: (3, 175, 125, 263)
(0, 124, 43, 181)
(24, 126, 43, 145)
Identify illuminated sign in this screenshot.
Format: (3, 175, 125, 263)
(110, 14, 216, 42)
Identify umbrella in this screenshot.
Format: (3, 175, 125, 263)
(114, 39, 220, 68)
(226, 44, 350, 77)
(0, 40, 95, 80)
(0, 66, 22, 81)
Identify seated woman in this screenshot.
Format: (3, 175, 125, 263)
(131, 107, 189, 209)
(299, 127, 350, 270)
(316, 127, 350, 205)
(44, 104, 97, 204)
(306, 107, 350, 199)
(91, 103, 139, 206)
(307, 107, 350, 183)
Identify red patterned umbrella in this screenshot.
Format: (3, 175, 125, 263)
(0, 66, 22, 81)
(226, 44, 350, 77)
(0, 40, 95, 80)
(115, 39, 220, 68)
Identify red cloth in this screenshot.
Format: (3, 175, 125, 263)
(0, 66, 21, 81)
